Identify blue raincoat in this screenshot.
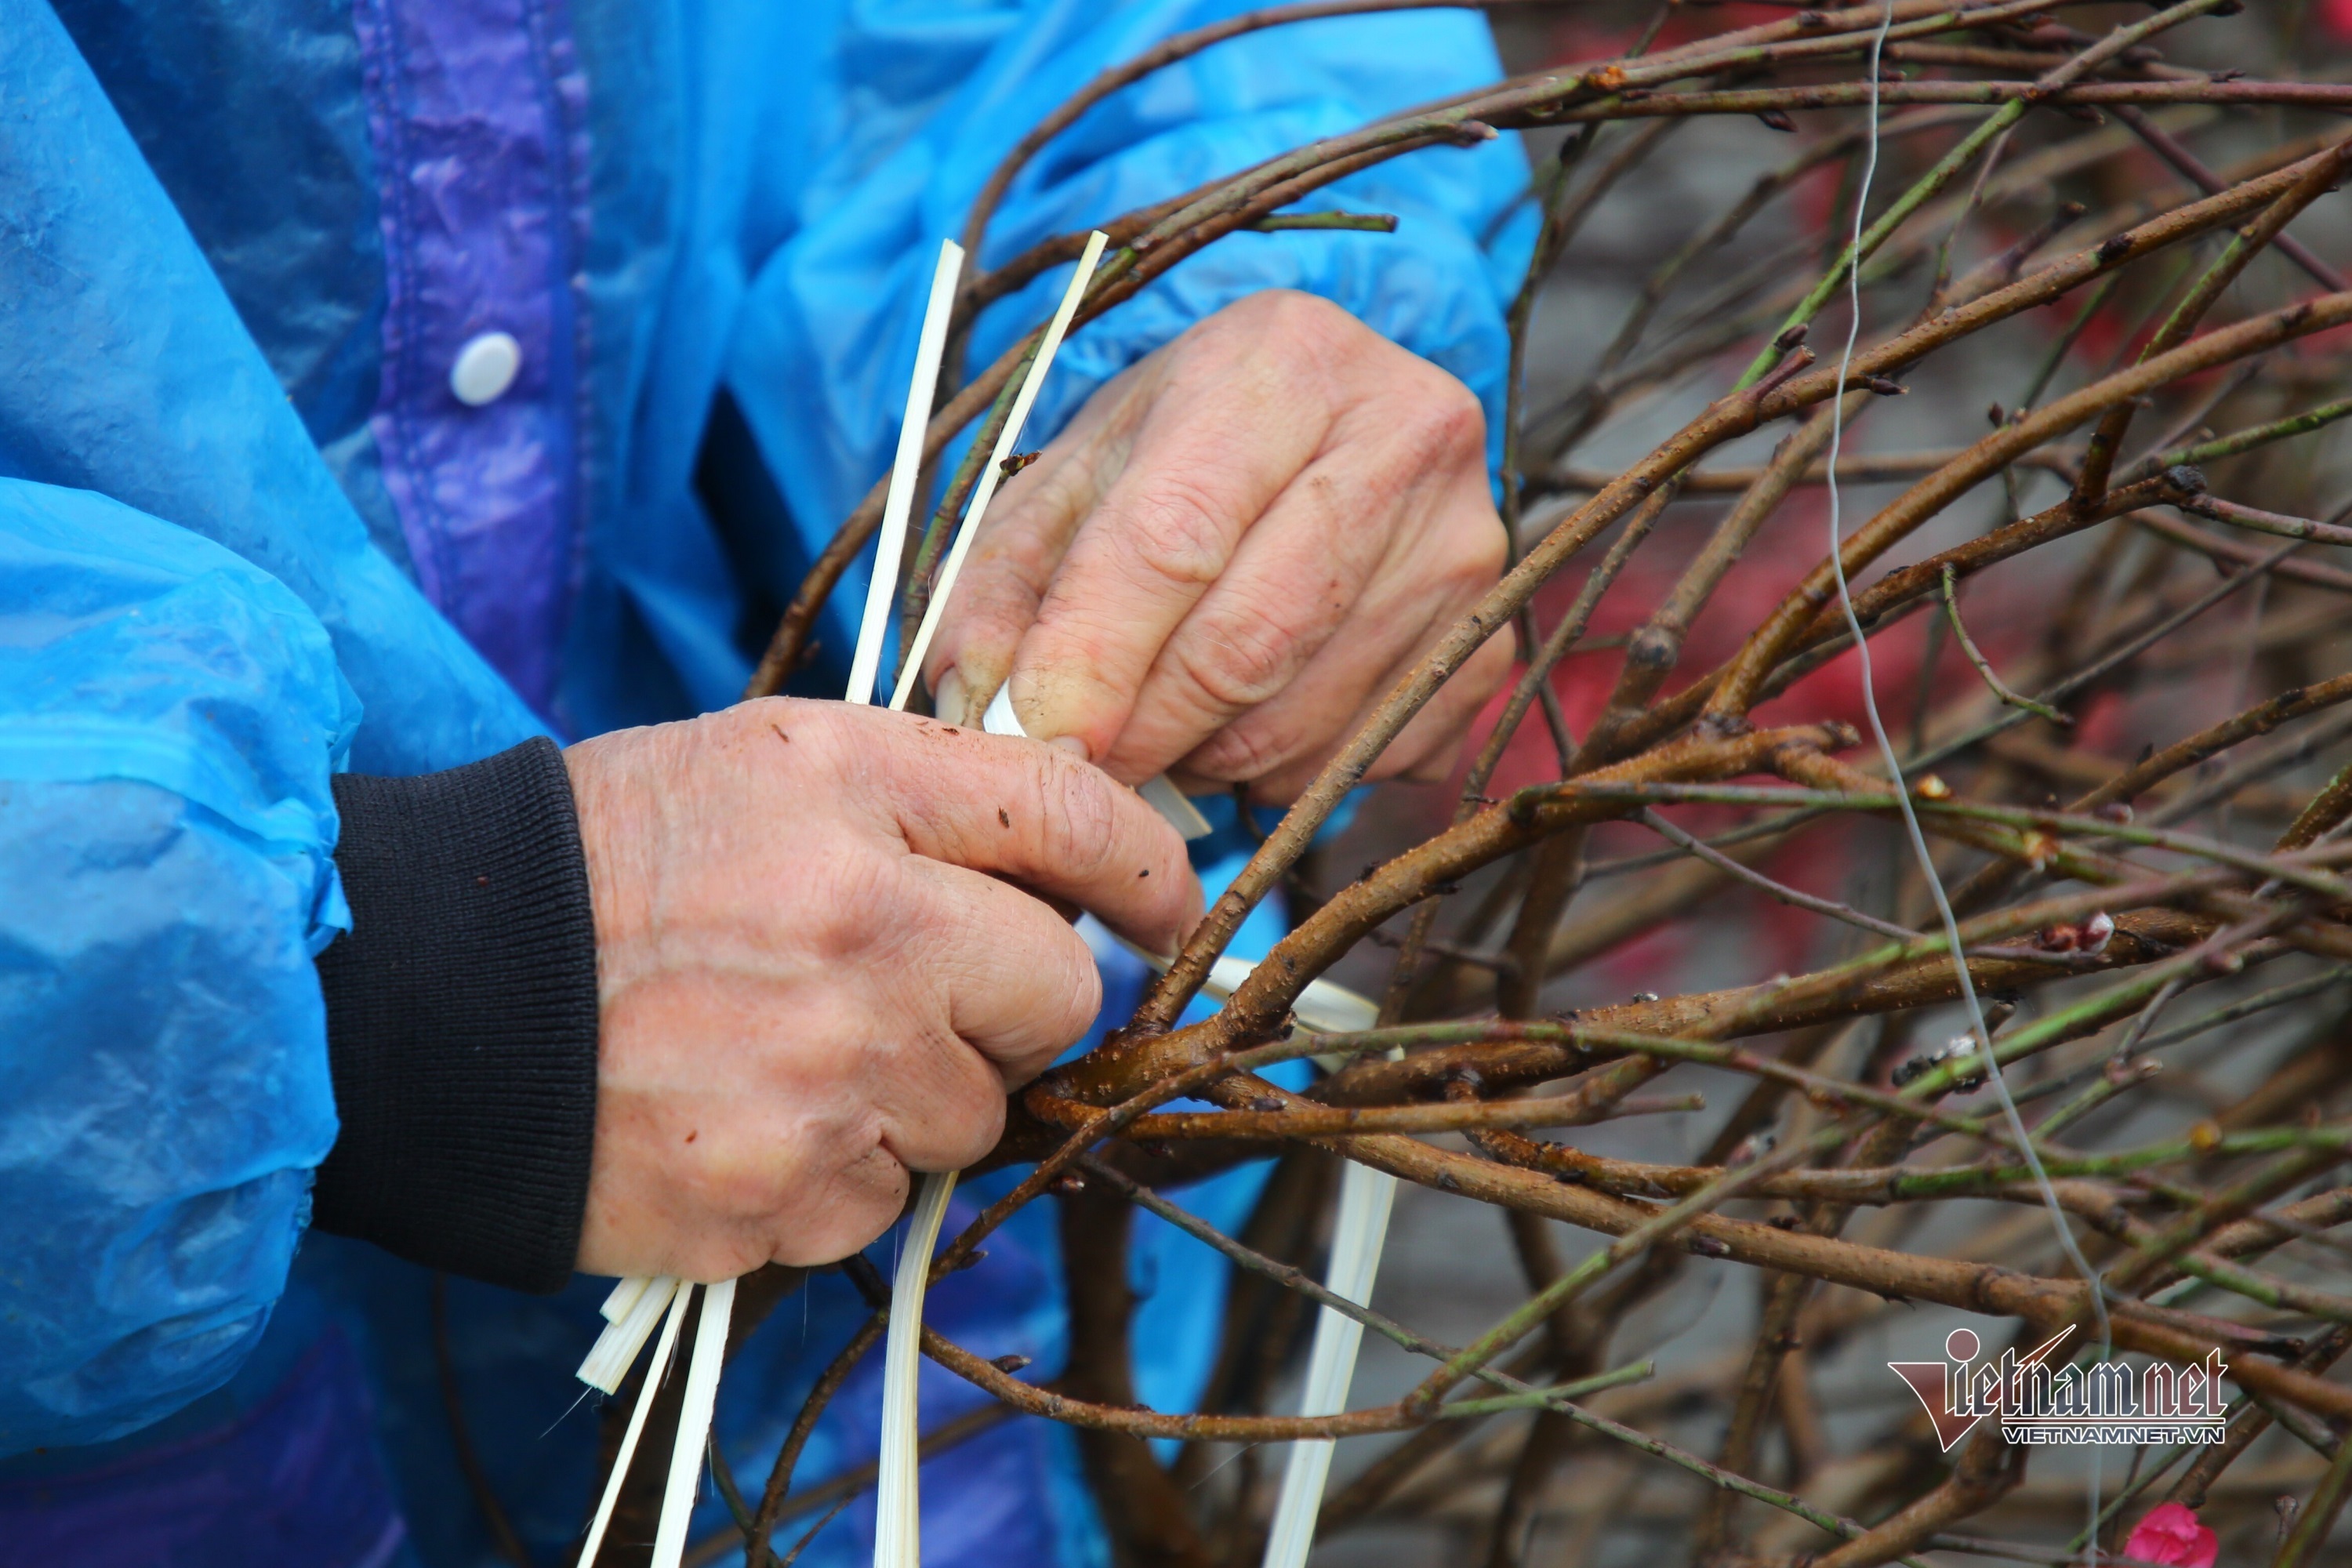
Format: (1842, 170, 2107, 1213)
(0, 2, 1530, 1563)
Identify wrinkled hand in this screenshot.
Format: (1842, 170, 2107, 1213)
(926, 290, 1512, 800)
(565, 699, 1199, 1279)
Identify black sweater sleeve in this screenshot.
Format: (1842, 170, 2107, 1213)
(311, 736, 600, 1294)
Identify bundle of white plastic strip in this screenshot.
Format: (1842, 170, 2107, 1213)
(598, 1272, 652, 1327)
(580, 1275, 680, 1396)
(573, 238, 967, 1568)
(576, 1283, 690, 1567)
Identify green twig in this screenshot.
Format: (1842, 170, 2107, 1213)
(1246, 210, 1398, 232)
(1942, 565, 2075, 726)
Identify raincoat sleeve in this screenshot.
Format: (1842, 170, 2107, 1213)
(724, 1, 1536, 623)
(959, 2, 1536, 448)
(0, 2, 543, 1454)
(0, 481, 353, 1455)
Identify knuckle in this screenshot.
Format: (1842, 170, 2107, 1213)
(782, 1207, 890, 1269)
(1185, 713, 1300, 785)
(1168, 612, 1294, 713)
(1034, 755, 1126, 878)
(1399, 732, 1468, 784)
(1039, 940, 1104, 1050)
(1450, 514, 1508, 586)
(1253, 289, 1356, 348)
(1404, 377, 1488, 467)
(1433, 370, 1487, 435)
(940, 1094, 1008, 1169)
(804, 848, 901, 957)
(1182, 292, 1359, 404)
(1458, 634, 1515, 701)
(778, 1149, 909, 1265)
(698, 1137, 796, 1227)
(1102, 483, 1229, 591)
(1220, 288, 1315, 333)
(781, 701, 869, 783)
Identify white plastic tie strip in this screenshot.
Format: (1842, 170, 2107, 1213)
(652, 1277, 737, 1568)
(986, 681, 1395, 1568)
(599, 1272, 650, 1325)
(890, 230, 1110, 713)
(1260, 1157, 1399, 1568)
(848, 240, 968, 710)
(874, 1168, 958, 1568)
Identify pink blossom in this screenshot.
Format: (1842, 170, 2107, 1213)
(2122, 1503, 2217, 1568)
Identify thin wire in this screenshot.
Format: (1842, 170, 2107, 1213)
(1818, 11, 2114, 1555)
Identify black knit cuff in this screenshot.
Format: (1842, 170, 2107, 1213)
(313, 736, 599, 1294)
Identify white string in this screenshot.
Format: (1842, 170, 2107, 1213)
(652, 1278, 737, 1568)
(849, 243, 968, 707)
(892, 230, 1111, 711)
(874, 1171, 958, 1568)
(1258, 1160, 1399, 1568)
(1820, 3, 2113, 1552)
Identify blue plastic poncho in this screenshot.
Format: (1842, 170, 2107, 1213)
(0, 2, 1530, 1563)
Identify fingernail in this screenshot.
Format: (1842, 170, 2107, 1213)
(1007, 669, 1083, 757)
(934, 668, 968, 727)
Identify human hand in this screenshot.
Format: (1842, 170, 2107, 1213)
(924, 289, 1512, 802)
(564, 699, 1199, 1279)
